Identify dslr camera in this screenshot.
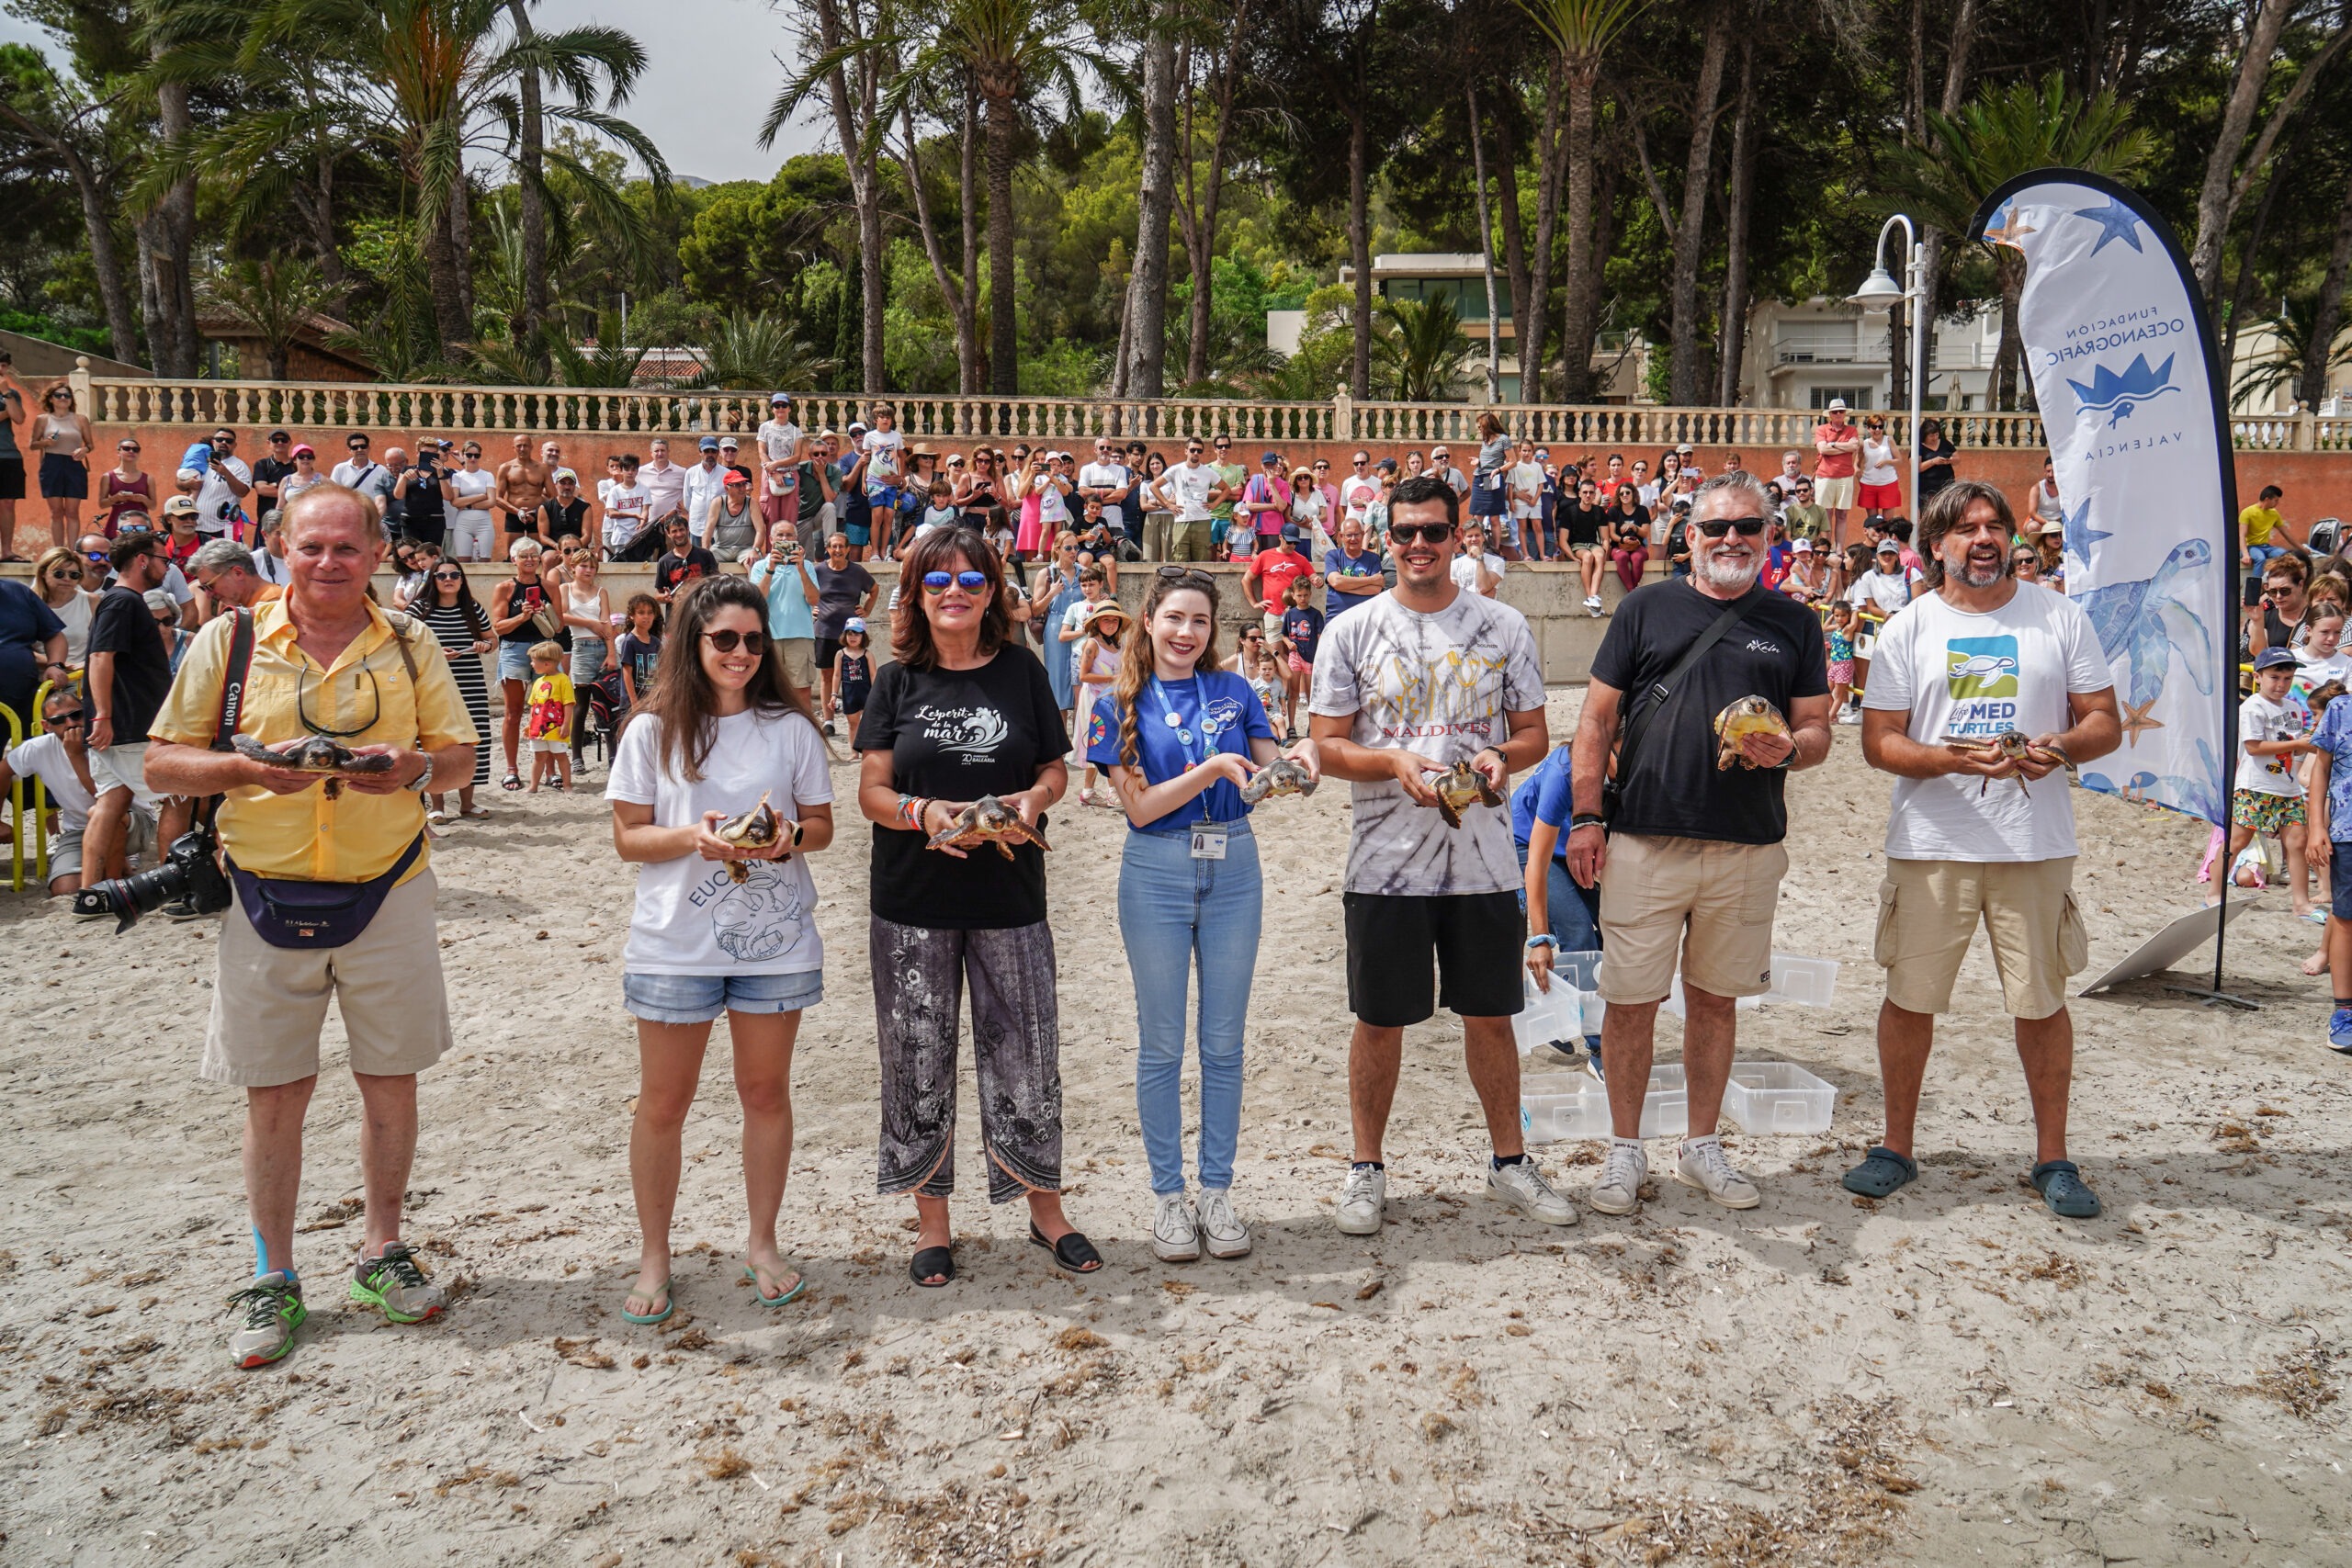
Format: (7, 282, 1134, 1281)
(74, 823, 232, 933)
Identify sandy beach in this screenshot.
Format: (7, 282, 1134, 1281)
(2, 683, 2347, 1567)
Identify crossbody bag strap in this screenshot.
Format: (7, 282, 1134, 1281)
(1610, 591, 1758, 794)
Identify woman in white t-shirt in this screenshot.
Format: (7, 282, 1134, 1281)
(605, 575, 836, 1325)
(445, 442, 498, 561)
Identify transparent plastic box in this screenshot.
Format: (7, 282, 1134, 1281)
(1724, 1061, 1838, 1134)
(1554, 950, 1604, 991)
(1765, 954, 1839, 1008)
(1521, 1064, 1687, 1145)
(1510, 976, 1581, 1055)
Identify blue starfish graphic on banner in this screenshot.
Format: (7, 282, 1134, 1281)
(2072, 196, 2145, 254)
(2061, 496, 2111, 568)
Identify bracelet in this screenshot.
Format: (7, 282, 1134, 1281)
(896, 794, 930, 831)
(1568, 813, 1604, 830)
(1525, 934, 1559, 951)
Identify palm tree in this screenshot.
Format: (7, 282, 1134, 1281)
(202, 257, 345, 379)
(697, 310, 841, 391)
(1373, 296, 1475, 402)
(1877, 73, 2153, 410)
(2233, 297, 2352, 411)
(164, 0, 669, 362)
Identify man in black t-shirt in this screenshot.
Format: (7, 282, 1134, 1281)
(652, 518, 718, 602)
(1566, 471, 1833, 1219)
(251, 429, 299, 519)
(538, 471, 587, 547)
(397, 441, 448, 547)
(84, 533, 180, 885)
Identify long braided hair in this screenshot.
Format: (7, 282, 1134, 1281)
(1113, 571, 1225, 771)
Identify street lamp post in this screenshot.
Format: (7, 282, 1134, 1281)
(1848, 215, 1925, 520)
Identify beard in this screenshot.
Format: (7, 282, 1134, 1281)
(1694, 543, 1761, 592)
(1948, 548, 2011, 589)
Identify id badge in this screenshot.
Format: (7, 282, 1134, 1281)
(1189, 828, 1228, 861)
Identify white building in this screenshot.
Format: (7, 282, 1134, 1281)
(1735, 297, 2003, 412)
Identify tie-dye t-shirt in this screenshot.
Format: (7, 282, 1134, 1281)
(1308, 589, 1544, 897)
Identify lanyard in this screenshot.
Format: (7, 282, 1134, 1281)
(1150, 675, 1225, 820)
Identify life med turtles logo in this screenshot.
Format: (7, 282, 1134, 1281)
(1946, 637, 2019, 701)
(2065, 352, 2180, 427)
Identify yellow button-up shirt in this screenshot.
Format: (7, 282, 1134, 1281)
(152, 598, 479, 883)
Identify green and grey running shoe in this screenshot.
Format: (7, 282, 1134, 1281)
(227, 1272, 307, 1370)
(349, 1242, 447, 1324)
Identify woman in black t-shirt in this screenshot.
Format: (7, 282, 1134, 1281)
(1606, 483, 1652, 593)
(853, 525, 1095, 1287)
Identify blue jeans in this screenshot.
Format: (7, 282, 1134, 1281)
(2248, 542, 2287, 573)
(1514, 840, 1602, 952)
(1117, 823, 1261, 1194)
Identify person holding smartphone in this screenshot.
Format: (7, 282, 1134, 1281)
(749, 523, 822, 702)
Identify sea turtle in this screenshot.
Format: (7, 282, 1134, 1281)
(2075, 537, 2215, 709)
(1713, 696, 1790, 771)
(1427, 761, 1501, 829)
(232, 732, 397, 798)
(1238, 756, 1317, 806)
(925, 794, 1052, 859)
(1944, 729, 2047, 796)
(714, 791, 792, 885)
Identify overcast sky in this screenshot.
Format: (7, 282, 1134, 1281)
(0, 0, 828, 186)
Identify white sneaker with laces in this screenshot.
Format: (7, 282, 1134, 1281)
(1335, 1165, 1386, 1235)
(1195, 1187, 1251, 1258)
(1589, 1140, 1647, 1215)
(1487, 1159, 1578, 1225)
(1151, 1191, 1201, 1261)
(1676, 1135, 1761, 1209)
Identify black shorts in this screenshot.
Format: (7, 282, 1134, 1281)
(40, 453, 87, 500)
(1342, 889, 1524, 1028)
(815, 635, 842, 671)
(0, 457, 23, 500)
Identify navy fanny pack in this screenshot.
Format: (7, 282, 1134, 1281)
(228, 833, 424, 949)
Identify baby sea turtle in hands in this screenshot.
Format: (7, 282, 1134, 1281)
(1427, 760, 1502, 829)
(1238, 755, 1317, 807)
(1944, 729, 2047, 796)
(715, 791, 794, 884)
(926, 794, 1052, 860)
(232, 732, 397, 798)
(1713, 696, 1791, 771)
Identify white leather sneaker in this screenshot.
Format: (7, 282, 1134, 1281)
(1151, 1191, 1200, 1261)
(1487, 1159, 1578, 1225)
(1676, 1135, 1760, 1209)
(1195, 1188, 1251, 1258)
(1589, 1140, 1647, 1215)
(1336, 1165, 1386, 1235)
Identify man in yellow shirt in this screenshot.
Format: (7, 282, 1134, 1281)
(2241, 483, 2295, 570)
(146, 484, 478, 1370)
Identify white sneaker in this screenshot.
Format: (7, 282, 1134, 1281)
(1151, 1191, 1200, 1261)
(1336, 1165, 1386, 1235)
(1676, 1135, 1761, 1209)
(1589, 1140, 1647, 1215)
(1196, 1188, 1251, 1258)
(1487, 1159, 1578, 1225)
(1583, 593, 1602, 613)
(1837, 707, 1863, 726)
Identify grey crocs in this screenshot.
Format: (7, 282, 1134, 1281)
(2030, 1159, 2102, 1219)
(1841, 1145, 1918, 1199)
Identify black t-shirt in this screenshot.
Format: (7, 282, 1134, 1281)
(1917, 436, 1958, 499)
(1564, 502, 1610, 547)
(1607, 503, 1650, 544)
(398, 466, 446, 540)
(856, 646, 1069, 929)
(655, 547, 719, 598)
(252, 457, 297, 509)
(91, 585, 174, 741)
(1589, 580, 1828, 846)
(541, 497, 588, 541)
(812, 561, 876, 638)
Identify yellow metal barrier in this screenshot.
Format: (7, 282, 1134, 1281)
(1, 694, 50, 894)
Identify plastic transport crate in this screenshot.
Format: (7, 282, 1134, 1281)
(1724, 1061, 1838, 1134)
(1520, 1064, 1688, 1145)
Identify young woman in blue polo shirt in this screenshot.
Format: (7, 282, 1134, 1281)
(1086, 568, 1321, 1264)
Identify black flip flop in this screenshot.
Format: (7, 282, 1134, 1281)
(910, 1245, 956, 1287)
(1028, 1222, 1102, 1273)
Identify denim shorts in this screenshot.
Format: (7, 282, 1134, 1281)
(497, 641, 537, 682)
(622, 969, 824, 1024)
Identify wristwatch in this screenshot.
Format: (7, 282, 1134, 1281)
(405, 756, 434, 793)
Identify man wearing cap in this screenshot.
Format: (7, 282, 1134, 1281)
(1848, 479, 2119, 1221)
(80, 531, 178, 893)
(1237, 452, 1287, 559)
(682, 436, 730, 546)
(1243, 524, 1314, 634)
(758, 394, 806, 531)
(251, 431, 299, 521)
(1813, 399, 1861, 545)
(494, 434, 550, 553)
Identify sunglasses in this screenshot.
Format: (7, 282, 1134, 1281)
(46, 713, 85, 728)
(119, 444, 139, 453)
(1155, 565, 1217, 590)
(433, 569, 463, 581)
(922, 570, 989, 592)
(1695, 516, 1769, 538)
(1389, 522, 1455, 545)
(50, 567, 82, 581)
(700, 628, 767, 653)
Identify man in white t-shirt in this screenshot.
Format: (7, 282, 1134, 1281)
(186, 428, 253, 537)
(1851, 479, 2120, 1221)
(0, 686, 152, 895)
(681, 436, 730, 544)
(1077, 438, 1132, 542)
(1159, 437, 1227, 562)
(1449, 518, 1505, 597)
(1339, 450, 1380, 525)
(640, 437, 687, 534)
(329, 433, 394, 517)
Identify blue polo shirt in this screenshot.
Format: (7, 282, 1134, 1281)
(1509, 744, 1575, 862)
(1083, 671, 1274, 831)
(749, 557, 816, 640)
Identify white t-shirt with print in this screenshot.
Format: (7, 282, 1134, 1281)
(605, 706, 833, 975)
(862, 428, 905, 488)
(1861, 585, 2111, 861)
(1849, 567, 1918, 618)
(2236, 692, 2304, 798)
(1308, 588, 1544, 897)
(1340, 475, 1379, 524)
(758, 419, 803, 469)
(1162, 460, 1221, 521)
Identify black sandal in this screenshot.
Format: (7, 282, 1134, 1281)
(1028, 1223, 1102, 1273)
(910, 1246, 956, 1288)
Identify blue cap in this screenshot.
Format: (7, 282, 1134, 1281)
(845, 616, 867, 633)
(1261, 451, 1281, 465)
(771, 391, 792, 405)
(2255, 647, 2300, 671)
(698, 436, 719, 451)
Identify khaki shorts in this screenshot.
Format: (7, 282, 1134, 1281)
(775, 637, 817, 690)
(48, 811, 155, 885)
(1598, 833, 1789, 1003)
(1169, 519, 1213, 562)
(1875, 856, 2088, 1021)
(200, 867, 454, 1087)
(1814, 475, 1858, 510)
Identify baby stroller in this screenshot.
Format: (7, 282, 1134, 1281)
(581, 668, 628, 767)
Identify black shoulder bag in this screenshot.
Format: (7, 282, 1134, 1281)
(1600, 590, 1758, 827)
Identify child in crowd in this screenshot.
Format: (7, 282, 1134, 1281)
(1277, 574, 1322, 737)
(1072, 599, 1127, 807)
(832, 617, 872, 747)
(524, 639, 577, 792)
(922, 477, 958, 536)
(1250, 650, 1288, 741)
(613, 594, 663, 715)
(2235, 647, 2315, 921)
(2303, 652, 2352, 1049)
(1826, 603, 1857, 721)
(1058, 566, 1110, 734)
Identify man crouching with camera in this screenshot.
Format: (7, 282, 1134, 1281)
(143, 484, 479, 1369)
